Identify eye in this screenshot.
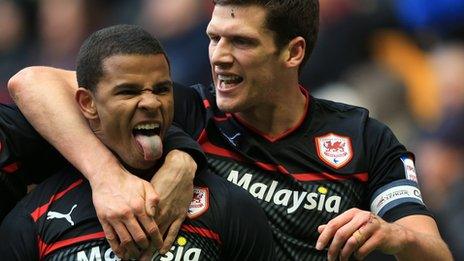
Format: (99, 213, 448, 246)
(232, 37, 254, 47)
(208, 34, 220, 44)
(153, 84, 172, 95)
(116, 89, 138, 96)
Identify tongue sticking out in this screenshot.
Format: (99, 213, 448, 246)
(135, 134, 163, 161)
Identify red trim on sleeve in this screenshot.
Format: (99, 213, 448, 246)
(38, 231, 105, 259)
(203, 99, 211, 109)
(181, 224, 221, 244)
(31, 179, 84, 222)
(2, 162, 20, 173)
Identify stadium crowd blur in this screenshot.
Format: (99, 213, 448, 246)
(1, 0, 463, 259)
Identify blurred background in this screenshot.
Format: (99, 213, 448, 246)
(0, 0, 463, 258)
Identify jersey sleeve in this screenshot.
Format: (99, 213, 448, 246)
(163, 124, 207, 172)
(220, 185, 276, 260)
(172, 83, 207, 140)
(0, 103, 64, 183)
(365, 118, 431, 222)
(0, 201, 39, 260)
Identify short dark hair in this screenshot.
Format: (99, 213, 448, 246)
(213, 0, 319, 69)
(76, 24, 168, 92)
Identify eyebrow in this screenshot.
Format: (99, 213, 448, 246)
(114, 83, 141, 91)
(153, 80, 174, 88)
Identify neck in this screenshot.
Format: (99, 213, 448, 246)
(235, 84, 307, 137)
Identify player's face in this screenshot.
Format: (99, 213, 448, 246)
(207, 4, 284, 113)
(93, 54, 173, 170)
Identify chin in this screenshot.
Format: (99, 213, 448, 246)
(216, 98, 237, 112)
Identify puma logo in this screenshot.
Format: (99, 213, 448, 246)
(225, 133, 241, 146)
(47, 204, 77, 226)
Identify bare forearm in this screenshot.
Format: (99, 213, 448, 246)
(395, 227, 452, 260)
(8, 66, 120, 181)
(394, 216, 452, 261)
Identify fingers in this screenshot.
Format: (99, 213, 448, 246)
(99, 201, 154, 259)
(317, 209, 381, 261)
(339, 227, 367, 261)
(318, 224, 327, 234)
(353, 216, 383, 260)
(145, 220, 164, 254)
(139, 248, 154, 261)
(339, 213, 382, 261)
(316, 208, 361, 251)
(160, 217, 185, 254)
(145, 183, 159, 217)
(101, 221, 125, 258)
(111, 221, 141, 259)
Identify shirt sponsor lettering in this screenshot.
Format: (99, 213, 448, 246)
(227, 170, 341, 214)
(76, 246, 120, 261)
(161, 236, 202, 261)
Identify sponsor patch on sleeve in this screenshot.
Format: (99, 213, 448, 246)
(400, 155, 418, 183)
(187, 187, 209, 219)
(370, 179, 424, 217)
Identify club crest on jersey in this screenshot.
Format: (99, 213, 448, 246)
(187, 187, 209, 219)
(315, 133, 353, 169)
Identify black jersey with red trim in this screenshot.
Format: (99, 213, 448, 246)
(0, 164, 275, 260)
(172, 84, 432, 260)
(0, 103, 206, 222)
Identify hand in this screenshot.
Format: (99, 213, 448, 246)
(150, 150, 197, 254)
(316, 208, 405, 261)
(90, 165, 163, 259)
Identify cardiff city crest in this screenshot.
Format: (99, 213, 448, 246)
(187, 187, 209, 219)
(315, 133, 353, 169)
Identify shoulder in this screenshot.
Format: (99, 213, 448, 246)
(19, 166, 86, 211)
(312, 96, 369, 115)
(310, 96, 371, 129)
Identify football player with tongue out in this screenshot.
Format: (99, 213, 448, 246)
(0, 25, 275, 260)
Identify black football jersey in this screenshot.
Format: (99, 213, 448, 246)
(172, 84, 431, 260)
(0, 166, 275, 260)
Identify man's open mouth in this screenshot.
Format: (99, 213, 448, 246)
(132, 123, 161, 137)
(218, 74, 243, 85)
(133, 122, 163, 161)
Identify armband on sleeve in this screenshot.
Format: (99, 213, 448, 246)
(370, 179, 425, 217)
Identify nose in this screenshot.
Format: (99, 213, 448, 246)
(138, 91, 161, 113)
(210, 38, 233, 68)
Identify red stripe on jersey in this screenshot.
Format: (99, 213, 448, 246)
(38, 231, 105, 259)
(292, 172, 368, 183)
(31, 179, 84, 222)
(2, 162, 20, 173)
(199, 132, 291, 175)
(201, 141, 245, 162)
(197, 128, 207, 144)
(203, 99, 211, 109)
(181, 224, 221, 244)
(255, 162, 290, 174)
(213, 113, 233, 122)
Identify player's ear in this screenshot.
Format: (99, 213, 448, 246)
(282, 36, 305, 69)
(75, 87, 98, 120)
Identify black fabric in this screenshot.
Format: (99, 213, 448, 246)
(171, 83, 433, 260)
(0, 166, 275, 260)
